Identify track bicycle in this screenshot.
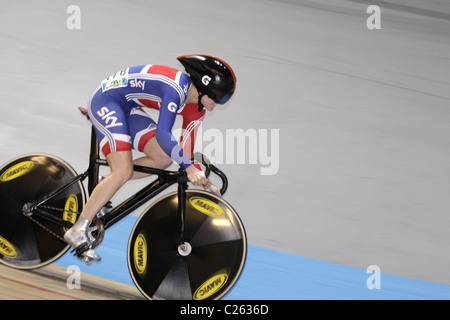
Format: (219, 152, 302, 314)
(0, 108, 247, 300)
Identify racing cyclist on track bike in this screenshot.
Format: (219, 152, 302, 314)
(64, 54, 237, 263)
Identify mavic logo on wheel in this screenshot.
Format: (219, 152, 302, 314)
(133, 232, 147, 276)
(0, 161, 36, 183)
(0, 236, 18, 258)
(63, 194, 78, 232)
(193, 272, 228, 300)
(190, 197, 225, 217)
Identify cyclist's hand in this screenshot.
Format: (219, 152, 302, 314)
(203, 179, 222, 197)
(185, 164, 207, 186)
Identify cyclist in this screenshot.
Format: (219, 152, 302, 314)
(64, 54, 237, 262)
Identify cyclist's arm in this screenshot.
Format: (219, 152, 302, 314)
(155, 96, 192, 170)
(155, 98, 210, 189)
(179, 103, 221, 196)
(179, 103, 206, 171)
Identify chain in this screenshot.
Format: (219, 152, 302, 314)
(26, 205, 105, 250)
(26, 205, 81, 243)
(40, 205, 80, 216)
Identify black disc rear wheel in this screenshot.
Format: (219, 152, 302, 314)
(0, 154, 85, 269)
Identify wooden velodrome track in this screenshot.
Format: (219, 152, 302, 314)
(0, 263, 144, 300)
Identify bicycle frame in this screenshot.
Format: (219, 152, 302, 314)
(84, 124, 187, 230)
(27, 124, 227, 243)
(1, 116, 245, 300)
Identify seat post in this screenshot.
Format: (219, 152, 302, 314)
(87, 125, 100, 196)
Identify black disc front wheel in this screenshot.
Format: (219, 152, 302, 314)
(128, 190, 247, 300)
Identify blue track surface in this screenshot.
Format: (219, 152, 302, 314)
(56, 214, 450, 300)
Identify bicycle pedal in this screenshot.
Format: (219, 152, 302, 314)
(82, 256, 93, 265)
(70, 242, 90, 258)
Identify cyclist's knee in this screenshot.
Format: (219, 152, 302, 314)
(142, 138, 173, 169)
(121, 166, 134, 182)
(109, 166, 133, 185)
(157, 153, 173, 169)
(107, 151, 134, 183)
(119, 160, 134, 180)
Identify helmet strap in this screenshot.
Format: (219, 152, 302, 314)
(197, 92, 205, 112)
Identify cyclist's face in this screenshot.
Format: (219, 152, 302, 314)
(201, 95, 217, 111)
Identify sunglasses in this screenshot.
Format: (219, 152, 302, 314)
(208, 92, 231, 105)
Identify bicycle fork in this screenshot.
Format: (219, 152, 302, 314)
(177, 181, 192, 257)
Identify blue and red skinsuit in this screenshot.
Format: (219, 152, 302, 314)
(87, 64, 205, 169)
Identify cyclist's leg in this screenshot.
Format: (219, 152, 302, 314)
(129, 108, 173, 179)
(64, 93, 134, 260)
(64, 150, 133, 261)
(85, 94, 135, 219)
(82, 151, 133, 222)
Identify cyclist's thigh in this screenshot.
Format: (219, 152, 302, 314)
(128, 107, 157, 153)
(88, 93, 132, 157)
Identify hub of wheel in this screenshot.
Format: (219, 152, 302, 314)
(178, 242, 192, 256)
(22, 203, 33, 217)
